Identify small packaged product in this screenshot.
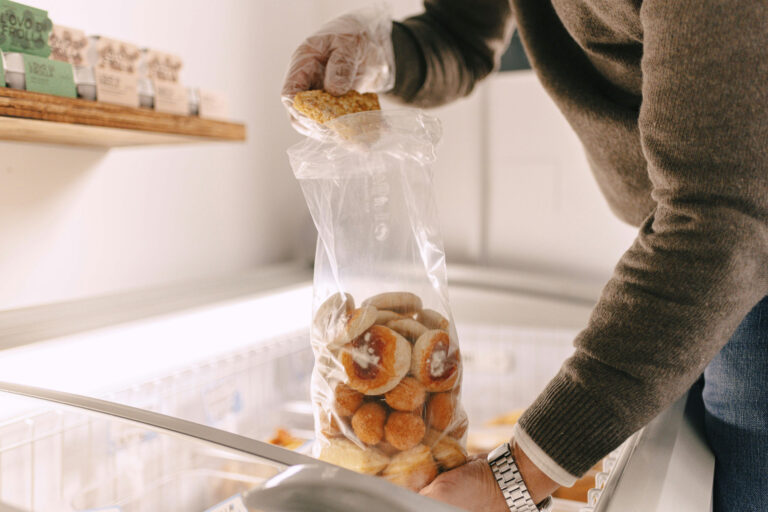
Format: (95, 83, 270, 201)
(288, 95, 468, 492)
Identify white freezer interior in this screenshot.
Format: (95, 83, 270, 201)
(0, 280, 711, 511)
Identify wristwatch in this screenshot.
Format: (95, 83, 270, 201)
(487, 442, 553, 512)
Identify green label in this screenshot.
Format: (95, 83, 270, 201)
(0, 0, 52, 57)
(23, 54, 75, 98)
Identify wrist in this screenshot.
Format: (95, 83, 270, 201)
(512, 440, 560, 505)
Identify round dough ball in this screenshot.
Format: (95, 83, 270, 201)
(385, 377, 427, 412)
(333, 382, 364, 417)
(426, 392, 455, 432)
(385, 411, 426, 451)
(351, 401, 388, 445)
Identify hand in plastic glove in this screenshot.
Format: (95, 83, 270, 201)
(281, 3, 395, 135)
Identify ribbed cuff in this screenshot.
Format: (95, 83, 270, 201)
(512, 424, 578, 487)
(517, 371, 629, 477)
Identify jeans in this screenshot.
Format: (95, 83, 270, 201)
(701, 295, 768, 512)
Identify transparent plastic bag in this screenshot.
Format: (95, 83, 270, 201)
(288, 109, 468, 491)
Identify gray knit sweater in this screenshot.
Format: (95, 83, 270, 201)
(390, 0, 768, 478)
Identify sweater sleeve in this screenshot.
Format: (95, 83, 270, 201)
(389, 0, 515, 107)
(518, 0, 768, 477)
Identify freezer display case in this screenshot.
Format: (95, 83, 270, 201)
(0, 381, 461, 512)
(0, 273, 714, 511)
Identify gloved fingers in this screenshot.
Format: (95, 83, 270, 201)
(281, 35, 332, 100)
(324, 33, 364, 96)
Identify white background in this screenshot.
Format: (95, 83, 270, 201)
(0, 0, 637, 311)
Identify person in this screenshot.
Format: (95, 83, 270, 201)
(282, 1, 768, 510)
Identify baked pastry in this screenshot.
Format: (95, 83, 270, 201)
(334, 305, 378, 347)
(294, 90, 381, 125)
(411, 330, 460, 392)
(351, 402, 388, 445)
(382, 444, 438, 491)
(426, 392, 455, 432)
(415, 309, 450, 331)
(333, 382, 364, 417)
(317, 408, 348, 438)
(267, 428, 305, 451)
(386, 318, 428, 343)
(448, 411, 468, 439)
(318, 438, 389, 475)
(423, 430, 467, 470)
(362, 292, 422, 314)
(341, 325, 411, 395)
(384, 377, 426, 412)
(376, 440, 401, 457)
(313, 293, 355, 348)
(384, 411, 426, 451)
(375, 309, 403, 325)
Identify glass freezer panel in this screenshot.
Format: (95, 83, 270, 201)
(0, 388, 287, 512)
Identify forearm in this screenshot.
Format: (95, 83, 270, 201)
(389, 0, 514, 107)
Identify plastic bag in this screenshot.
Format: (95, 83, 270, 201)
(288, 109, 468, 491)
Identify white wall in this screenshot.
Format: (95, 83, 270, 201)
(0, 0, 320, 310)
(0, 0, 639, 312)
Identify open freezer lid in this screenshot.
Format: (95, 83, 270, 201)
(0, 381, 460, 512)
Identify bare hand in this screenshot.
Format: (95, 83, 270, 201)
(420, 456, 509, 512)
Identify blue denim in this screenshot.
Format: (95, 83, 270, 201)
(701, 295, 768, 512)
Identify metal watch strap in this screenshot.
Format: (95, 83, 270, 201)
(487, 442, 553, 512)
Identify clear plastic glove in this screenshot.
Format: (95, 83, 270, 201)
(281, 3, 395, 135)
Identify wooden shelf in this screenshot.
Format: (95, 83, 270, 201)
(0, 87, 246, 147)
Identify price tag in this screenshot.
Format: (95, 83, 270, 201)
(205, 493, 247, 512)
(153, 79, 187, 115)
(94, 68, 138, 107)
(22, 53, 76, 98)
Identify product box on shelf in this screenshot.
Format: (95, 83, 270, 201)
(0, 0, 52, 57)
(49, 24, 88, 66)
(87, 35, 140, 107)
(138, 48, 186, 114)
(198, 88, 229, 120)
(2, 51, 75, 97)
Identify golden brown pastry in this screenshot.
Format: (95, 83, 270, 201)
(341, 325, 411, 395)
(385, 411, 426, 451)
(415, 309, 450, 331)
(294, 90, 381, 124)
(426, 392, 455, 432)
(313, 293, 355, 348)
(267, 428, 305, 451)
(382, 444, 438, 491)
(362, 292, 422, 314)
(351, 402, 388, 445)
(448, 411, 468, 440)
(375, 309, 404, 325)
(376, 440, 401, 457)
(411, 330, 460, 392)
(333, 382, 364, 417)
(318, 438, 389, 475)
(317, 408, 347, 438)
(423, 430, 467, 470)
(384, 377, 426, 412)
(335, 305, 378, 347)
(386, 318, 428, 343)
